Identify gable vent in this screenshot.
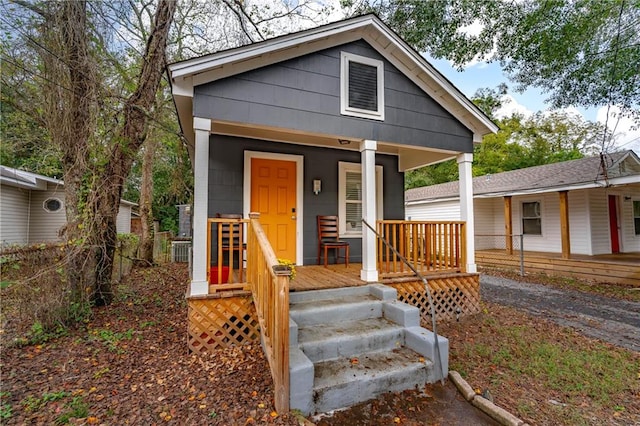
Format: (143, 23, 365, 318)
(348, 62, 378, 111)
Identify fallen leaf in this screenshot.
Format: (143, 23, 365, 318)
(394, 417, 401, 423)
(351, 358, 359, 365)
(270, 411, 278, 418)
(258, 403, 265, 409)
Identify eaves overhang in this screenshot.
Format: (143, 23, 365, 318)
(167, 14, 497, 146)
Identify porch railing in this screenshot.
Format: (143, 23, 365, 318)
(246, 213, 290, 414)
(377, 220, 466, 278)
(206, 217, 249, 292)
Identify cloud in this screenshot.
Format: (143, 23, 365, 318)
(596, 105, 640, 154)
(494, 95, 534, 119)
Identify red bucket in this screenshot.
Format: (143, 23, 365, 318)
(209, 266, 230, 284)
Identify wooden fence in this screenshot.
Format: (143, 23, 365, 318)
(377, 220, 466, 278)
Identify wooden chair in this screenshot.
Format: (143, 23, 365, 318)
(217, 213, 246, 282)
(317, 215, 349, 267)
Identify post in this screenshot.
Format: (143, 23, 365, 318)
(504, 196, 513, 255)
(360, 140, 378, 282)
(519, 234, 525, 276)
(190, 117, 211, 296)
(457, 153, 476, 273)
(559, 190, 571, 259)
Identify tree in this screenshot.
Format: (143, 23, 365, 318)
(3, 0, 176, 306)
(348, 0, 640, 123)
(405, 88, 611, 189)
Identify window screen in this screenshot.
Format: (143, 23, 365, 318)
(522, 201, 541, 235)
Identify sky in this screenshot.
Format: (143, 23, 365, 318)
(426, 56, 640, 155)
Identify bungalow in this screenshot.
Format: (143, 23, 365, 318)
(0, 165, 136, 246)
(168, 14, 497, 414)
(405, 151, 640, 256)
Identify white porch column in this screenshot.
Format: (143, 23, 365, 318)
(190, 117, 211, 296)
(360, 139, 379, 282)
(457, 153, 476, 273)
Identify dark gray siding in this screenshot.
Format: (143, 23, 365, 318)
(208, 135, 404, 265)
(194, 40, 473, 153)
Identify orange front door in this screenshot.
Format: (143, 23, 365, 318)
(250, 158, 297, 261)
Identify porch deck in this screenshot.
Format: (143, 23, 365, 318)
(477, 249, 640, 286)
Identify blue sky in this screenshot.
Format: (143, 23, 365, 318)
(426, 56, 640, 154)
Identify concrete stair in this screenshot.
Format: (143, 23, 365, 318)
(289, 284, 449, 415)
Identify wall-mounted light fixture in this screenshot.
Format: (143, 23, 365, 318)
(313, 179, 322, 195)
(338, 139, 351, 145)
(624, 196, 632, 201)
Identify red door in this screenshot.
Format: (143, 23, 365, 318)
(608, 195, 620, 253)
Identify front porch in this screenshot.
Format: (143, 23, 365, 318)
(188, 217, 480, 353)
(476, 249, 640, 286)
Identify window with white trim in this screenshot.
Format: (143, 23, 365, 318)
(633, 200, 640, 236)
(522, 201, 542, 235)
(340, 52, 384, 120)
(338, 162, 383, 237)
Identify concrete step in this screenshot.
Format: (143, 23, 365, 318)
(288, 284, 449, 415)
(289, 294, 384, 326)
(312, 347, 433, 414)
(297, 317, 405, 363)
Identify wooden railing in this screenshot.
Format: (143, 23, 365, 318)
(206, 217, 249, 292)
(246, 213, 290, 414)
(377, 220, 466, 278)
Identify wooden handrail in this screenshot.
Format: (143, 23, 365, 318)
(377, 220, 466, 277)
(246, 212, 290, 414)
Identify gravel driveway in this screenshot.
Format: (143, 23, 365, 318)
(480, 275, 640, 352)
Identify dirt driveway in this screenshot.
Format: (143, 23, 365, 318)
(481, 275, 640, 352)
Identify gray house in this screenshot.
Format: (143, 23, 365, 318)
(168, 14, 497, 296)
(0, 166, 136, 246)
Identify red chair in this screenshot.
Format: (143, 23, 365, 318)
(317, 215, 349, 267)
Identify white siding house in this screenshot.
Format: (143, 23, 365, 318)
(406, 151, 640, 256)
(1, 166, 136, 246)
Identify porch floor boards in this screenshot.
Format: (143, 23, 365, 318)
(291, 263, 365, 291)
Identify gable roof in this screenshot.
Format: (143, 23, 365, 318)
(0, 165, 137, 206)
(405, 151, 640, 203)
(168, 14, 497, 145)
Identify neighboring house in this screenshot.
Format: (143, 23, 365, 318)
(405, 151, 640, 256)
(168, 14, 497, 295)
(0, 166, 136, 246)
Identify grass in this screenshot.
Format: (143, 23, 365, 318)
(445, 304, 640, 425)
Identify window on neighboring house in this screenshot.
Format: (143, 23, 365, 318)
(338, 162, 383, 237)
(340, 52, 384, 120)
(43, 198, 62, 213)
(634, 200, 640, 236)
(522, 201, 542, 235)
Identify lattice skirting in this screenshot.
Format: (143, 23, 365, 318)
(387, 274, 481, 325)
(187, 293, 260, 353)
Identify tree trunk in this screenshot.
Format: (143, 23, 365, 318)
(139, 136, 157, 264)
(90, 0, 176, 305)
(41, 0, 96, 303)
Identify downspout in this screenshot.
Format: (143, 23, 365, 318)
(26, 190, 31, 244)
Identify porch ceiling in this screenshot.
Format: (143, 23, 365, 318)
(212, 120, 458, 171)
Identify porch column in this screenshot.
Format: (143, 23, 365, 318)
(559, 190, 571, 259)
(191, 117, 211, 296)
(360, 139, 378, 282)
(504, 196, 513, 255)
(457, 153, 476, 273)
